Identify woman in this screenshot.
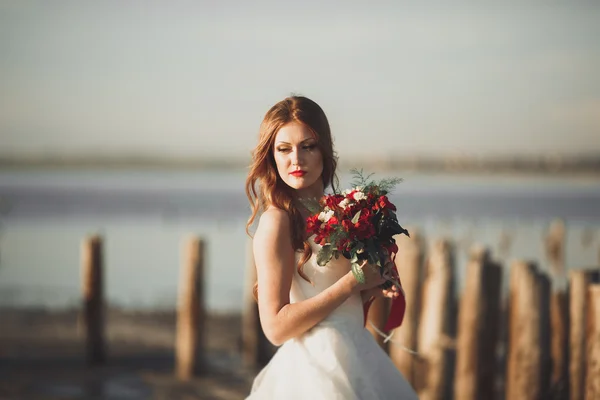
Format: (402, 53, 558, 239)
(245, 96, 418, 399)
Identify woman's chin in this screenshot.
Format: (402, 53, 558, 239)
(284, 177, 313, 190)
(281, 174, 323, 196)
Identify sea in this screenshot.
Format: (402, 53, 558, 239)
(0, 168, 599, 313)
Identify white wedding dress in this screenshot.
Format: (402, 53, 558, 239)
(247, 236, 418, 399)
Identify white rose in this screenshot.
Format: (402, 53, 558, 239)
(353, 191, 366, 201)
(318, 209, 334, 222)
(339, 198, 351, 209)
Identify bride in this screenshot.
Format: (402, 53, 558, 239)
(245, 95, 418, 399)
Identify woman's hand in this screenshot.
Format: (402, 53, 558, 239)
(348, 260, 386, 293)
(357, 258, 401, 301)
(361, 284, 401, 301)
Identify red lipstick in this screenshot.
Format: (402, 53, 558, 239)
(290, 170, 306, 177)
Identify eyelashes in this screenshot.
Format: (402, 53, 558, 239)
(276, 145, 317, 153)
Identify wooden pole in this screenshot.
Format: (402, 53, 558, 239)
(545, 218, 566, 282)
(585, 284, 600, 399)
(175, 236, 205, 380)
(242, 238, 275, 367)
(506, 261, 551, 400)
(416, 239, 455, 400)
(81, 235, 106, 365)
(389, 229, 424, 388)
(545, 219, 569, 398)
(242, 238, 260, 366)
(541, 270, 552, 398)
(569, 269, 600, 400)
(550, 290, 569, 399)
(454, 245, 502, 400)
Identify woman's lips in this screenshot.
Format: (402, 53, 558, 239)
(290, 170, 307, 177)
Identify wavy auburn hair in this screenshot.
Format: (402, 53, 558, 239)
(246, 96, 339, 299)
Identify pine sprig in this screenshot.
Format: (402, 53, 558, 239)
(349, 168, 403, 195)
(349, 168, 376, 188)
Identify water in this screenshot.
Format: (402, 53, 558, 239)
(0, 168, 599, 312)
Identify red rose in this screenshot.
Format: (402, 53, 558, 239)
(325, 194, 345, 209)
(314, 233, 327, 246)
(327, 216, 339, 226)
(306, 214, 321, 235)
(342, 219, 353, 232)
(358, 208, 371, 222)
(342, 204, 356, 219)
(356, 223, 375, 240)
(375, 195, 396, 212)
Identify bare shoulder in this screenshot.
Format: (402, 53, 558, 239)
(253, 206, 295, 260)
(255, 206, 291, 240)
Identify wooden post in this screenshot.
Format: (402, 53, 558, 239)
(569, 269, 600, 400)
(242, 238, 260, 366)
(545, 219, 569, 398)
(416, 239, 455, 400)
(545, 218, 566, 282)
(585, 284, 600, 399)
(550, 290, 569, 399)
(242, 238, 275, 367)
(506, 261, 551, 400)
(389, 229, 424, 388)
(81, 235, 106, 365)
(175, 236, 205, 380)
(454, 245, 502, 400)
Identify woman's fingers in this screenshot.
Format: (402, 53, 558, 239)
(359, 261, 384, 287)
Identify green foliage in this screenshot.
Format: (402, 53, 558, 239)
(328, 226, 349, 248)
(316, 244, 334, 266)
(351, 262, 365, 284)
(351, 210, 361, 224)
(349, 168, 403, 195)
(299, 197, 322, 214)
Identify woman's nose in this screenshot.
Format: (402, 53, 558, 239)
(291, 148, 303, 165)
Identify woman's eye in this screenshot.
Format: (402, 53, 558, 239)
(277, 148, 290, 153)
(303, 145, 316, 150)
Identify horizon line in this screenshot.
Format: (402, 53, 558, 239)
(1, 154, 599, 176)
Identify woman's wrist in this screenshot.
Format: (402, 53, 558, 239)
(344, 271, 361, 294)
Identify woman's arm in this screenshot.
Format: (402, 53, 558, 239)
(254, 207, 384, 346)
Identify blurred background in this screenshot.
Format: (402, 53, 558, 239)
(1, 1, 599, 399)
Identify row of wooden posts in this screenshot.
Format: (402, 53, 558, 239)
(81, 235, 205, 381)
(80, 222, 600, 399)
(242, 222, 600, 400)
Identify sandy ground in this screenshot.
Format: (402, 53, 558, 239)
(0, 308, 257, 400)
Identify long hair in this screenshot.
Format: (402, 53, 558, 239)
(246, 96, 339, 299)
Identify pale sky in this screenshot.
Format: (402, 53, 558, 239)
(1, 1, 599, 161)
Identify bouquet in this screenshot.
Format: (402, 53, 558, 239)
(302, 169, 409, 291)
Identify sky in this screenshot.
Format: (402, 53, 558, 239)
(1, 1, 599, 161)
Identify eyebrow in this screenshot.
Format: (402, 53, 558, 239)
(275, 138, 317, 145)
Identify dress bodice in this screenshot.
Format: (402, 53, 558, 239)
(289, 236, 364, 328)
